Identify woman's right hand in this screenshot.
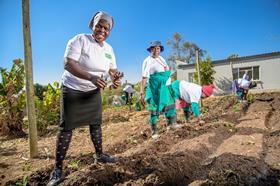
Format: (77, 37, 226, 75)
(91, 75, 107, 89)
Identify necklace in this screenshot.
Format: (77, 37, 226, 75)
(155, 57, 168, 71)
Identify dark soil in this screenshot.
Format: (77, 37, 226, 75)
(1, 92, 280, 186)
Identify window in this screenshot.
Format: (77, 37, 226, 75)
(232, 66, 259, 80)
(188, 72, 194, 82)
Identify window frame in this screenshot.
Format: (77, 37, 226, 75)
(188, 72, 194, 83)
(233, 66, 260, 80)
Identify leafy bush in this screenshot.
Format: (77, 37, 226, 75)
(35, 82, 60, 132)
(193, 57, 216, 85)
(0, 59, 26, 136)
(34, 83, 47, 100)
(247, 94, 255, 103)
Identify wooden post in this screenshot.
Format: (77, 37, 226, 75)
(196, 50, 202, 106)
(22, 0, 38, 158)
(230, 61, 234, 80)
(196, 50, 201, 86)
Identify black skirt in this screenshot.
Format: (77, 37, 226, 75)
(59, 86, 102, 131)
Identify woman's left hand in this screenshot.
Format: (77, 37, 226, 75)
(113, 71, 124, 79)
(110, 79, 121, 89)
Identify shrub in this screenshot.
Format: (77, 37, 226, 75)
(35, 82, 60, 132)
(0, 59, 26, 136)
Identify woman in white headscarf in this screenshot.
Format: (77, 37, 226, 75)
(47, 11, 122, 186)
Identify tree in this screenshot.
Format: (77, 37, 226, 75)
(22, 0, 38, 158)
(193, 57, 216, 85)
(227, 54, 239, 59)
(167, 32, 206, 64)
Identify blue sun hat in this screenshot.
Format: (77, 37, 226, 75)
(147, 41, 164, 52)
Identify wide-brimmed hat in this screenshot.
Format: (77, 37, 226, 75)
(147, 41, 164, 52)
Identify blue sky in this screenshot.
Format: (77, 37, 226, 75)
(1, 0, 280, 85)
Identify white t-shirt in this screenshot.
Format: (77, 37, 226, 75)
(179, 81, 202, 103)
(123, 84, 134, 93)
(142, 56, 171, 85)
(237, 78, 250, 90)
(62, 34, 117, 91)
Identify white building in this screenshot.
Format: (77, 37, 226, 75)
(177, 52, 280, 93)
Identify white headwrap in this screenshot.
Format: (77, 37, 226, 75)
(89, 11, 114, 31)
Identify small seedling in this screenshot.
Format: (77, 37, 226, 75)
(223, 122, 236, 132)
(201, 107, 208, 114)
(16, 175, 28, 186)
(22, 163, 32, 172)
(247, 94, 255, 103)
(231, 103, 241, 112)
(68, 159, 80, 170)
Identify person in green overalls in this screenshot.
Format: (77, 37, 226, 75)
(140, 41, 182, 139)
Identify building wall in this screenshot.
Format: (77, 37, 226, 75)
(177, 54, 280, 93)
(177, 68, 194, 81)
(212, 62, 233, 93)
(231, 56, 280, 90)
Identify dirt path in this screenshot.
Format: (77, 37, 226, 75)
(1, 93, 280, 185)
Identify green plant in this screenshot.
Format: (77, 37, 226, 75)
(223, 122, 236, 132)
(16, 175, 28, 186)
(200, 107, 208, 114)
(231, 103, 241, 112)
(193, 57, 216, 85)
(34, 83, 47, 100)
(22, 163, 32, 171)
(68, 159, 80, 170)
(247, 94, 254, 103)
(0, 59, 26, 136)
(35, 82, 60, 132)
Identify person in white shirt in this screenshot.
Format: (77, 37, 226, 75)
(242, 70, 250, 81)
(48, 11, 122, 186)
(232, 78, 257, 100)
(171, 80, 215, 124)
(140, 41, 181, 139)
(123, 84, 135, 105)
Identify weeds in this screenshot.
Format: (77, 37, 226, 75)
(201, 107, 209, 114)
(247, 94, 255, 103)
(232, 103, 241, 112)
(223, 122, 236, 132)
(68, 159, 80, 170)
(15, 175, 28, 186)
(22, 163, 32, 171)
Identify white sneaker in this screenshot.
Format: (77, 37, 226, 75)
(151, 133, 159, 139)
(168, 123, 183, 130)
(151, 125, 159, 139)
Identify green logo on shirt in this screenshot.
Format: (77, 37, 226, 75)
(105, 53, 112, 59)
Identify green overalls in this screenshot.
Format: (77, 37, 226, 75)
(145, 71, 176, 126)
